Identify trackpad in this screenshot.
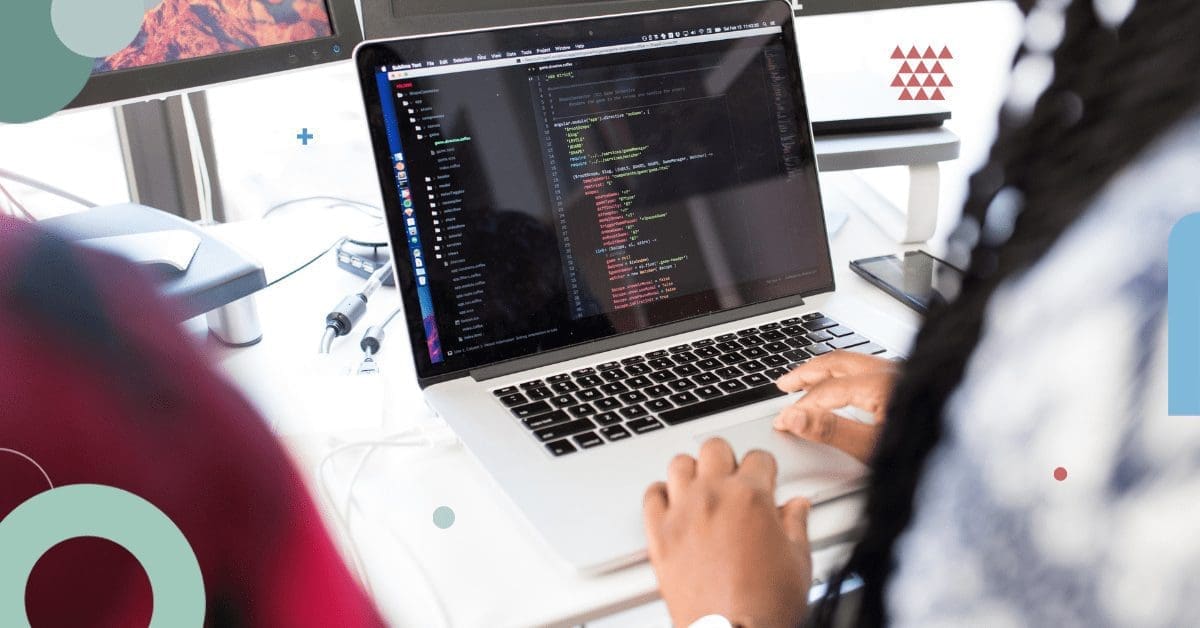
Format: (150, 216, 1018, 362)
(695, 416, 868, 502)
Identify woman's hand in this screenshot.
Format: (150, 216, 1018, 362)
(773, 351, 898, 463)
(643, 439, 812, 628)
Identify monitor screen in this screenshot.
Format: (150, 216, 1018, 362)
(93, 0, 334, 74)
(356, 1, 832, 381)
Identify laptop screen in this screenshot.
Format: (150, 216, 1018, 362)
(356, 1, 832, 382)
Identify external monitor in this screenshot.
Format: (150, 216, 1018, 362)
(68, 0, 364, 109)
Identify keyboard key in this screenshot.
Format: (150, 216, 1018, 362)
(621, 356, 646, 365)
(695, 385, 723, 400)
(600, 368, 627, 381)
(600, 425, 632, 441)
(718, 352, 746, 365)
(619, 404, 649, 419)
(499, 392, 528, 407)
(600, 381, 630, 395)
(659, 384, 786, 426)
(573, 432, 604, 449)
(760, 330, 785, 341)
(527, 387, 553, 400)
(694, 372, 720, 385)
(647, 350, 669, 359)
(626, 376, 652, 389)
(534, 418, 596, 442)
(764, 341, 789, 353)
(493, 386, 518, 396)
(645, 384, 671, 398)
(742, 346, 767, 359)
(598, 361, 622, 370)
(742, 373, 771, 387)
(802, 312, 825, 321)
(806, 330, 834, 343)
(829, 334, 869, 350)
(765, 367, 789, 380)
(781, 317, 803, 325)
(783, 349, 811, 362)
(649, 358, 674, 370)
(671, 351, 698, 364)
(511, 400, 552, 419)
(697, 358, 722, 371)
(619, 391, 648, 404)
(673, 364, 701, 377)
(694, 346, 721, 358)
(668, 378, 695, 391)
(693, 338, 716, 347)
(595, 397, 622, 411)
(827, 326, 855, 338)
(571, 367, 596, 377)
(625, 363, 651, 376)
(548, 373, 572, 383)
(669, 391, 699, 405)
(669, 344, 692, 353)
(785, 336, 813, 348)
(740, 359, 766, 373)
(718, 379, 748, 393)
(577, 374, 603, 388)
(595, 411, 622, 426)
(646, 398, 673, 413)
(715, 366, 743, 379)
(738, 335, 765, 347)
(545, 439, 577, 456)
(627, 417, 664, 434)
(551, 381, 579, 393)
(737, 328, 760, 337)
(759, 322, 781, 331)
(522, 409, 570, 430)
(519, 380, 544, 390)
(576, 388, 603, 402)
(847, 342, 886, 355)
(568, 403, 597, 417)
(649, 370, 678, 383)
(762, 355, 788, 367)
(781, 325, 806, 337)
(550, 394, 576, 407)
(802, 317, 838, 331)
(717, 341, 742, 353)
(808, 343, 834, 356)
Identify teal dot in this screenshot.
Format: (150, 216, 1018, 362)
(0, 0, 94, 123)
(51, 0, 145, 58)
(432, 506, 456, 529)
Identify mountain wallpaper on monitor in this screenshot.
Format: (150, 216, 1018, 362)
(96, 0, 334, 72)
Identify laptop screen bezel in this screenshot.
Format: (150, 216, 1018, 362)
(354, 0, 834, 388)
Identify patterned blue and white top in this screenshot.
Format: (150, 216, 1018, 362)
(887, 113, 1200, 627)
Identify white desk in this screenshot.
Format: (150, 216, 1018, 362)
(206, 172, 929, 627)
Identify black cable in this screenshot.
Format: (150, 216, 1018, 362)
(266, 236, 346, 288)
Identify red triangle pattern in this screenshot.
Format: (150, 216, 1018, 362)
(892, 45, 954, 101)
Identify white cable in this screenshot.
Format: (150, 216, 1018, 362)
(180, 94, 216, 224)
(361, 260, 394, 299)
(316, 429, 457, 627)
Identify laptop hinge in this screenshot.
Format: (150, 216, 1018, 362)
(468, 294, 807, 382)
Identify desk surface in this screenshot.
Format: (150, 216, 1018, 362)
(208, 171, 928, 627)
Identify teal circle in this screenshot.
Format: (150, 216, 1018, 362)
(0, 0, 94, 123)
(51, 0, 145, 58)
(0, 484, 205, 627)
(432, 506, 456, 529)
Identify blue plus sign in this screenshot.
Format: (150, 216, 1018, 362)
(296, 128, 314, 145)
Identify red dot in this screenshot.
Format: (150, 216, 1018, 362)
(1053, 467, 1068, 481)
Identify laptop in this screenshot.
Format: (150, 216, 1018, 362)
(355, 0, 891, 573)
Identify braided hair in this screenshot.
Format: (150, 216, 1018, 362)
(810, 1, 1200, 624)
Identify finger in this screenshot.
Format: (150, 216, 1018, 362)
(666, 454, 697, 499)
(696, 438, 737, 478)
(779, 497, 812, 552)
(643, 482, 669, 557)
(738, 449, 778, 492)
(776, 406, 880, 462)
(775, 351, 894, 393)
(794, 372, 891, 419)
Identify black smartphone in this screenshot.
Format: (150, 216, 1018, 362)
(849, 250, 963, 314)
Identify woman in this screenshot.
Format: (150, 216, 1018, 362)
(643, 1, 1200, 626)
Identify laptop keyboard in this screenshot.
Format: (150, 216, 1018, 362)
(489, 312, 885, 457)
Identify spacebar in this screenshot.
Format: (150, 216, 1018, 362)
(659, 385, 786, 426)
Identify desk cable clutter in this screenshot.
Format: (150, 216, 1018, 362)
(319, 260, 395, 354)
